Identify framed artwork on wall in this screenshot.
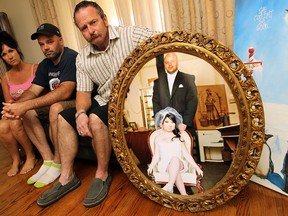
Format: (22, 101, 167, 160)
(0, 12, 14, 37)
(195, 84, 229, 130)
(129, 122, 138, 130)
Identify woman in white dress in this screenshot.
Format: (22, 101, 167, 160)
(147, 107, 203, 195)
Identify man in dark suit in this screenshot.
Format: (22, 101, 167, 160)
(152, 52, 198, 139)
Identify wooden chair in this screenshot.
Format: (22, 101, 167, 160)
(147, 129, 204, 194)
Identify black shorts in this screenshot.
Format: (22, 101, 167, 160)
(59, 99, 108, 130)
(35, 106, 50, 122)
(35, 100, 76, 123)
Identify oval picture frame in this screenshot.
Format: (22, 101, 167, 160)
(108, 31, 265, 212)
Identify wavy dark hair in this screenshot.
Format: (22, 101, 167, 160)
(162, 113, 183, 142)
(0, 31, 24, 70)
(73, 0, 105, 27)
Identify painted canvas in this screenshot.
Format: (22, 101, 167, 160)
(234, 0, 288, 195)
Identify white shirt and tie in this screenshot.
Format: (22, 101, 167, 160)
(166, 70, 178, 97)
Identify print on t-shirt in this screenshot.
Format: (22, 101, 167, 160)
(49, 77, 60, 90)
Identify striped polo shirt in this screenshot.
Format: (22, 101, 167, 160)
(76, 25, 159, 106)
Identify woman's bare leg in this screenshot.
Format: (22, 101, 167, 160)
(0, 119, 22, 176)
(10, 119, 37, 174)
(165, 157, 187, 194)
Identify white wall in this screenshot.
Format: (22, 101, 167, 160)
(0, 0, 123, 65)
(0, 0, 43, 64)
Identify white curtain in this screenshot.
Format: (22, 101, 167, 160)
(0, 59, 7, 79)
(29, 0, 235, 50)
(113, 0, 164, 31)
(112, 0, 235, 49)
(29, 0, 59, 26)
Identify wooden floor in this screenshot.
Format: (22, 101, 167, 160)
(0, 144, 288, 216)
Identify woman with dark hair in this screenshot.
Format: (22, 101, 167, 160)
(147, 107, 203, 195)
(0, 31, 38, 176)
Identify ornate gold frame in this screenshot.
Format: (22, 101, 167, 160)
(108, 31, 265, 212)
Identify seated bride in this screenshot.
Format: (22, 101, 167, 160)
(147, 107, 203, 195)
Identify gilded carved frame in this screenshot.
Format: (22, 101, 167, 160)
(108, 31, 265, 212)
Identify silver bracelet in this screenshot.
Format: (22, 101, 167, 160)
(75, 111, 86, 120)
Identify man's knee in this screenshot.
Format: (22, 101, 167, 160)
(89, 114, 106, 131)
(23, 109, 38, 121)
(49, 103, 64, 122)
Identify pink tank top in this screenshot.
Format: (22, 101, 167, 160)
(5, 64, 35, 100)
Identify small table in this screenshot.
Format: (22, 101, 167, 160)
(216, 124, 240, 161)
(125, 131, 151, 164)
